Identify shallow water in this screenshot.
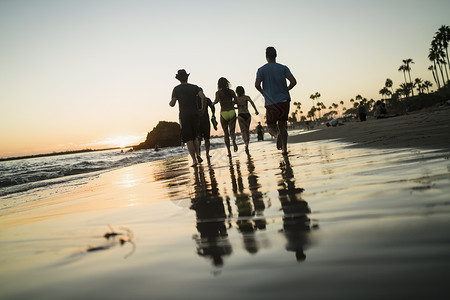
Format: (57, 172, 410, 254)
(1, 138, 449, 299)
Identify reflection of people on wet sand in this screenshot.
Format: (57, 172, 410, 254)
(213, 77, 238, 157)
(256, 122, 264, 141)
(246, 153, 266, 230)
(236, 86, 259, 153)
(197, 92, 216, 159)
(277, 156, 316, 262)
(229, 159, 259, 254)
(170, 69, 206, 167)
(255, 46, 297, 155)
(190, 165, 232, 267)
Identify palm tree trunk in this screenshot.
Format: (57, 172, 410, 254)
(438, 62, 446, 87)
(444, 63, 450, 85)
(431, 68, 438, 88)
(434, 61, 441, 89)
(446, 48, 450, 84)
(407, 70, 414, 97)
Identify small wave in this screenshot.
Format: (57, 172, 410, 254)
(0, 146, 190, 201)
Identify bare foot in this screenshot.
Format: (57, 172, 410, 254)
(276, 135, 282, 150)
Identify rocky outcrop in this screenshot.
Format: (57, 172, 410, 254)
(134, 121, 181, 150)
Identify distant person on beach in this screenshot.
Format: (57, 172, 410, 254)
(170, 69, 206, 167)
(236, 86, 259, 152)
(213, 77, 238, 157)
(197, 91, 216, 159)
(373, 100, 383, 119)
(255, 46, 297, 155)
(358, 102, 367, 121)
(256, 122, 264, 141)
(326, 118, 343, 127)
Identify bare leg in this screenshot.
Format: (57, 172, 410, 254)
(238, 116, 251, 150)
(267, 123, 278, 138)
(204, 138, 210, 158)
(278, 121, 288, 155)
(221, 116, 232, 156)
(229, 116, 238, 152)
(186, 140, 198, 167)
(194, 137, 202, 163)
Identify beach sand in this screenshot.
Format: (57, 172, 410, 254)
(1, 107, 450, 299)
(290, 105, 450, 151)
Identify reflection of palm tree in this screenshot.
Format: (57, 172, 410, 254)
(191, 165, 232, 267)
(277, 156, 316, 262)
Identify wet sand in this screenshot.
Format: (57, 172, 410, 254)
(1, 108, 450, 299)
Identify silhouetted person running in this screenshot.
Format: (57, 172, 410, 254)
(255, 47, 297, 155)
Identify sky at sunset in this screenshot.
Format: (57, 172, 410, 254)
(1, 0, 449, 158)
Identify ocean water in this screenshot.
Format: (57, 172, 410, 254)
(0, 133, 271, 210)
(0, 144, 194, 210)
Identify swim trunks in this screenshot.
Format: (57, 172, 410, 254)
(265, 100, 289, 125)
(220, 110, 236, 121)
(179, 112, 200, 143)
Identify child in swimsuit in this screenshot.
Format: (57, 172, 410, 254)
(213, 77, 238, 156)
(236, 86, 259, 152)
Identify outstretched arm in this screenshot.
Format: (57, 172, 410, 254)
(208, 99, 215, 115)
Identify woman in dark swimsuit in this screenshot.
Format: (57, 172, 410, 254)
(213, 77, 238, 156)
(236, 86, 259, 152)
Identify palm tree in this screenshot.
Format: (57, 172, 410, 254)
(423, 80, 432, 93)
(379, 87, 391, 99)
(385, 78, 394, 95)
(428, 65, 440, 89)
(441, 60, 450, 84)
(430, 39, 446, 87)
(309, 92, 320, 106)
(436, 25, 450, 81)
(309, 92, 320, 119)
(307, 106, 317, 121)
(399, 82, 412, 97)
(414, 78, 424, 94)
(315, 102, 326, 119)
(398, 64, 408, 88)
(293, 101, 302, 121)
(402, 59, 415, 96)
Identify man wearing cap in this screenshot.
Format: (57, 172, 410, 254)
(255, 47, 297, 155)
(170, 69, 206, 167)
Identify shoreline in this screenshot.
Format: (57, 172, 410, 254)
(288, 106, 450, 151)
